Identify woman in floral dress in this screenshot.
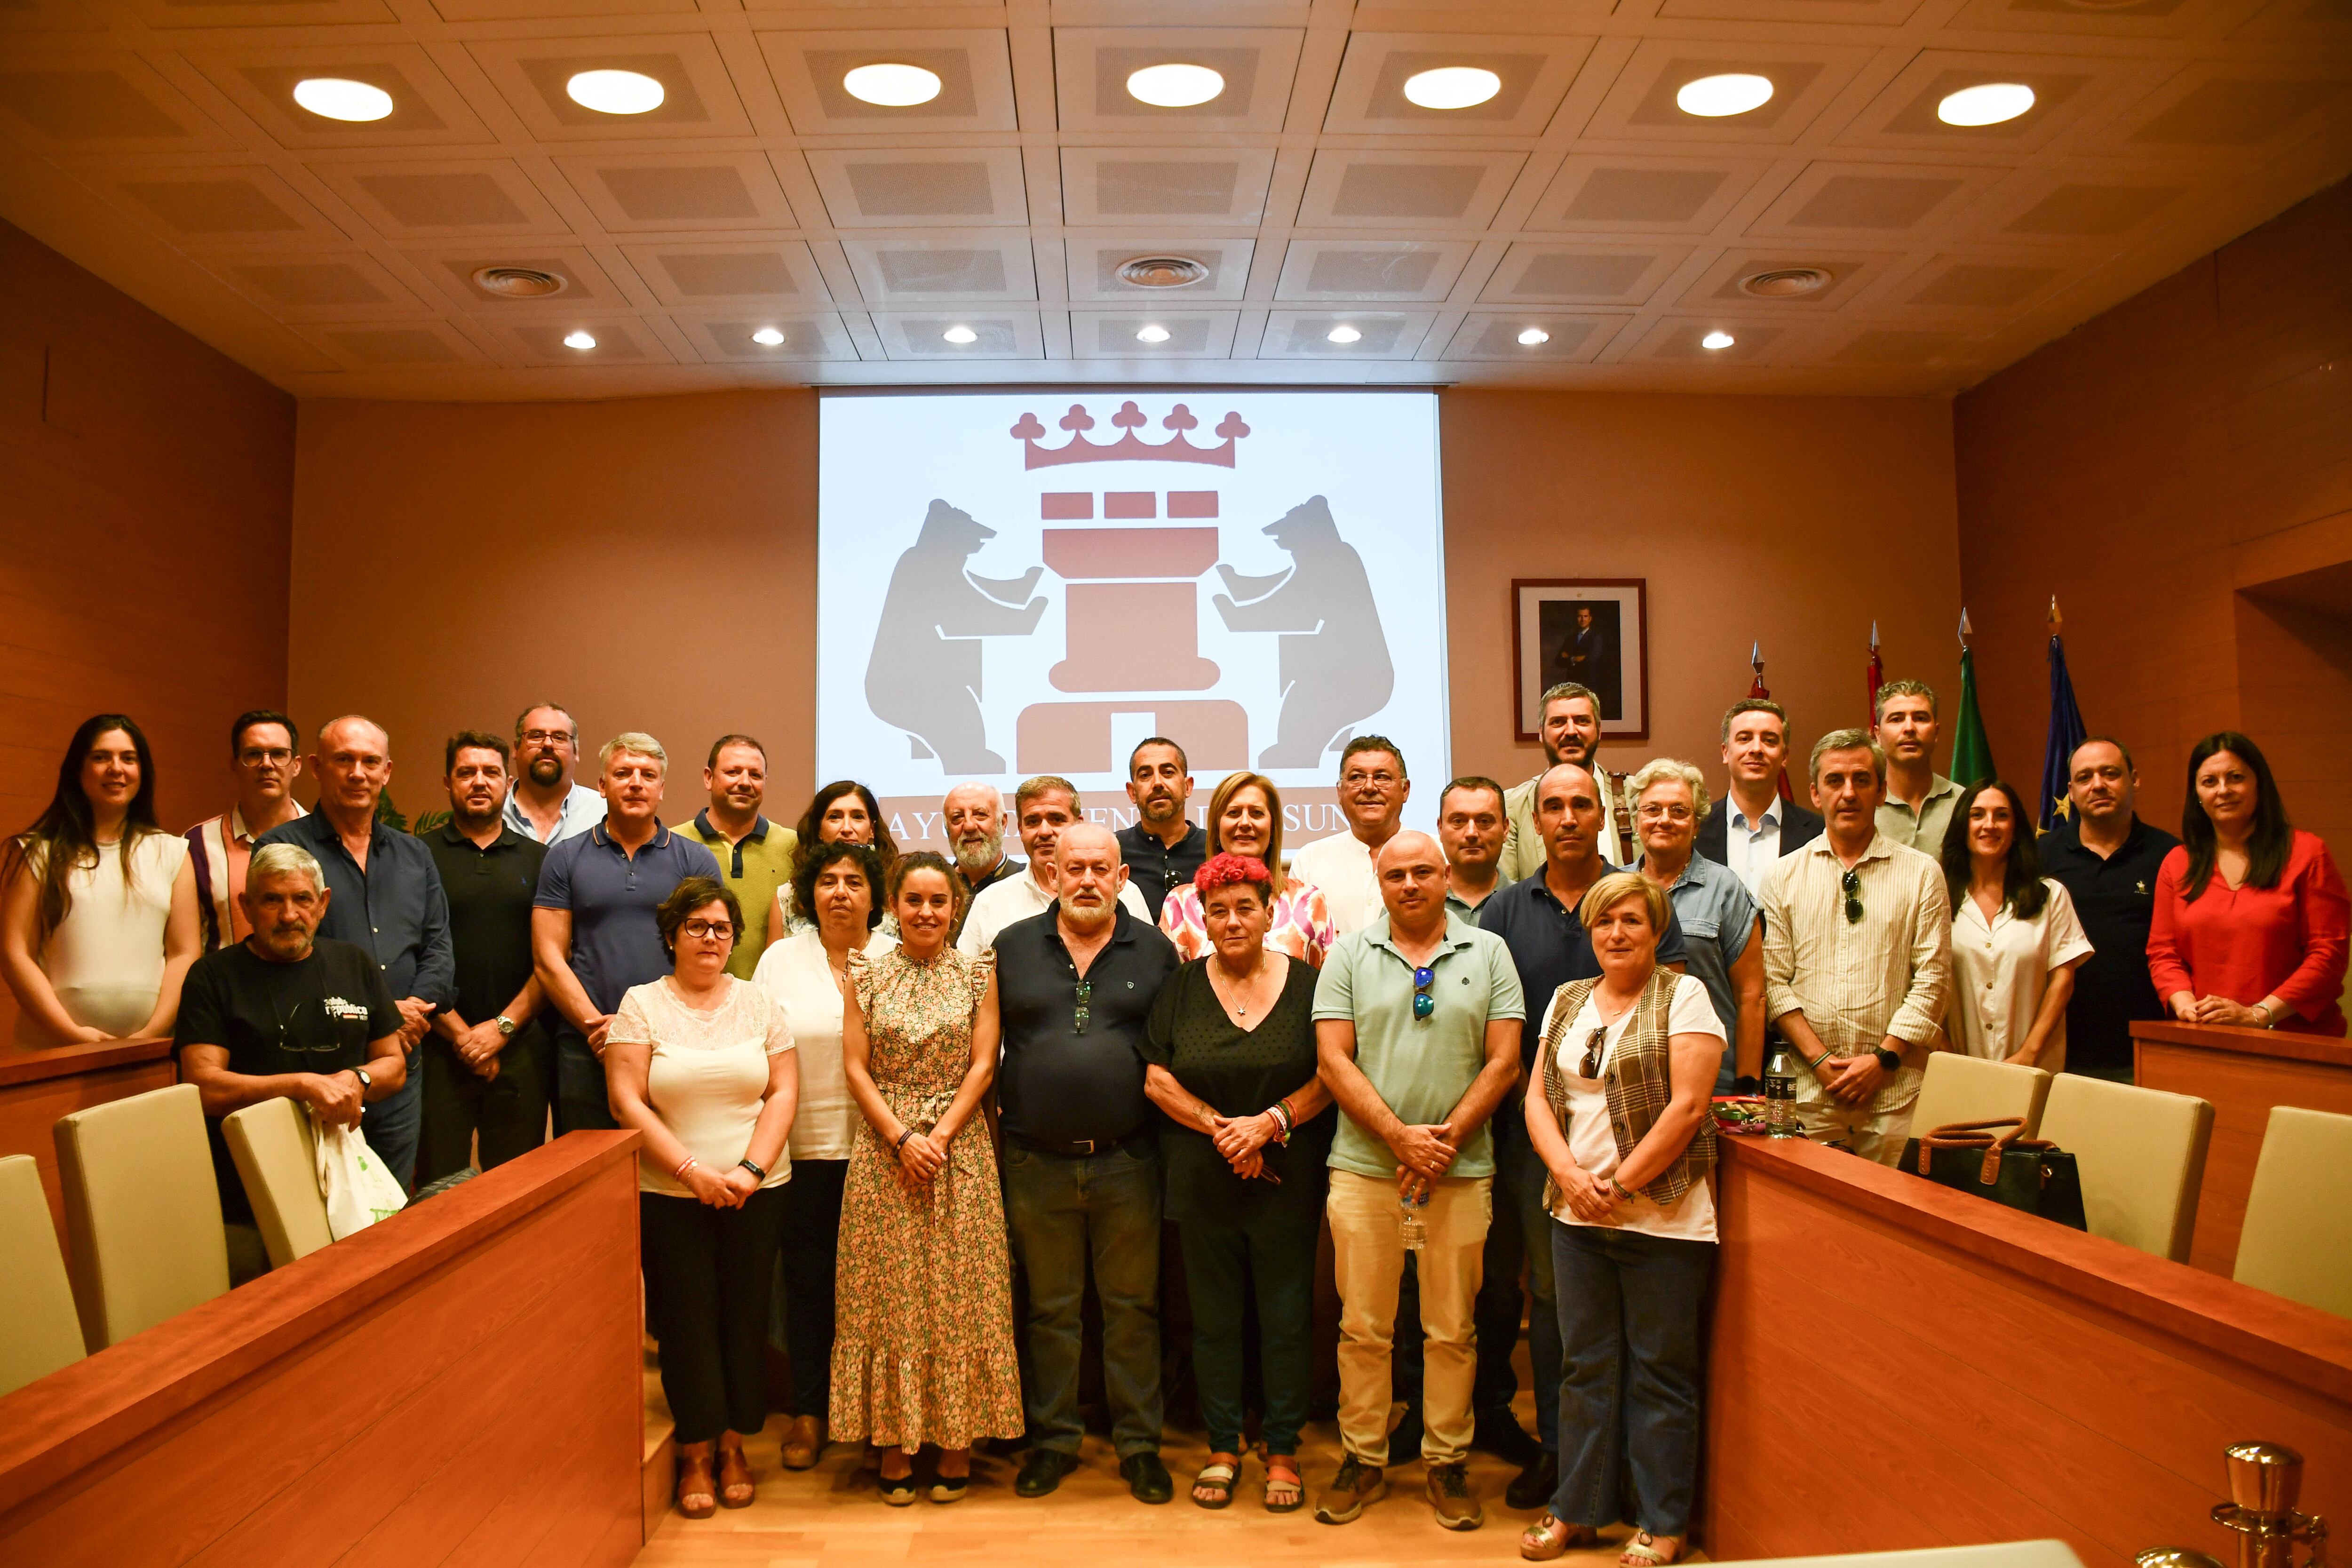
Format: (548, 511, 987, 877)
(831, 851, 1024, 1504)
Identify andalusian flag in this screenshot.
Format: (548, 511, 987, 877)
(1950, 609, 1996, 787)
(1865, 622, 1884, 728)
(2039, 598, 2087, 831)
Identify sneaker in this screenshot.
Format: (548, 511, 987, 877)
(1427, 1461, 1484, 1531)
(1314, 1455, 1388, 1525)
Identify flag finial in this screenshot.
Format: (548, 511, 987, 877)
(2048, 595, 2062, 632)
(1869, 621, 1880, 650)
(1957, 607, 1973, 645)
(1749, 640, 1762, 670)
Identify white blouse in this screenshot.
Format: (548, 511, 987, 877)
(751, 927, 890, 1162)
(14, 833, 186, 1045)
(1542, 973, 1725, 1243)
(1947, 878, 2094, 1073)
(609, 976, 794, 1197)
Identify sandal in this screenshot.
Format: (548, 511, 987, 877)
(1264, 1455, 1304, 1514)
(931, 1450, 970, 1505)
(675, 1445, 717, 1520)
(1620, 1531, 1683, 1567)
(878, 1453, 917, 1508)
(1192, 1457, 1238, 1510)
(716, 1441, 755, 1509)
(1521, 1512, 1598, 1560)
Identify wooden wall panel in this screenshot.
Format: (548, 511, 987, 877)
(0, 1039, 177, 1248)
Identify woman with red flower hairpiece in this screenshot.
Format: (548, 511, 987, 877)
(1140, 851, 1335, 1514)
(1158, 772, 1336, 967)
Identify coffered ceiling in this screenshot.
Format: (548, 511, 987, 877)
(2, 0, 2346, 399)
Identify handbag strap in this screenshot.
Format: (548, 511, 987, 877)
(1913, 1118, 2050, 1185)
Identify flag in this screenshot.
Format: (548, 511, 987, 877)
(1949, 609, 1996, 786)
(1748, 642, 1793, 800)
(2038, 598, 2086, 832)
(1865, 621, 1884, 729)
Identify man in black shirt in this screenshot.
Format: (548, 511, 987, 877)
(992, 823, 1179, 1505)
(176, 842, 405, 1265)
(417, 732, 551, 1183)
(2039, 738, 2180, 1082)
(1115, 737, 1208, 921)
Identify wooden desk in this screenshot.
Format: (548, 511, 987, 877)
(2133, 1019, 2352, 1274)
(0, 1037, 177, 1243)
(1709, 1135, 2352, 1568)
(0, 1130, 644, 1568)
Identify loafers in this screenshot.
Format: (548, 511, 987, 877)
(1016, 1448, 1075, 1498)
(1121, 1451, 1173, 1505)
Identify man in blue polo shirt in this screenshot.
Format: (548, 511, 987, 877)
(532, 732, 721, 1133)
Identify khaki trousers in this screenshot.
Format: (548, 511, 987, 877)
(1794, 1069, 1920, 1166)
(1326, 1169, 1493, 1467)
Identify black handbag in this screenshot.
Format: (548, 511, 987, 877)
(1899, 1116, 2087, 1230)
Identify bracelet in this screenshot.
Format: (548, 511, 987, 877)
(894, 1126, 918, 1154)
(674, 1155, 699, 1180)
(1268, 1100, 1295, 1143)
(738, 1157, 767, 1180)
(1805, 1047, 1834, 1070)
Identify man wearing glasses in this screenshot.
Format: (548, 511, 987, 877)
(504, 703, 604, 846)
(989, 823, 1179, 1504)
(1312, 831, 1522, 1532)
(1292, 736, 1413, 934)
(1760, 729, 1953, 1165)
(1114, 737, 1207, 922)
(187, 709, 308, 952)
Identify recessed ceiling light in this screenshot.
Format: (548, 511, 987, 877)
(842, 62, 942, 107)
(1518, 326, 1550, 346)
(1403, 66, 1501, 111)
(1701, 330, 1736, 351)
(1677, 72, 1774, 118)
(942, 324, 979, 345)
(1126, 63, 1224, 108)
(1135, 324, 1172, 344)
(292, 78, 393, 123)
(1327, 324, 1362, 344)
(1937, 82, 2036, 127)
(566, 69, 665, 115)
(751, 327, 786, 347)
(563, 330, 596, 350)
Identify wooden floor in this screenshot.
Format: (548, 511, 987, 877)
(636, 1406, 1668, 1568)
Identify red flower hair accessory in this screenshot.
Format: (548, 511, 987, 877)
(1194, 852, 1271, 895)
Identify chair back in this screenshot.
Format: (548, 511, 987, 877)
(2036, 1075, 2212, 1262)
(223, 1097, 330, 1268)
(53, 1083, 229, 1349)
(2234, 1105, 2352, 1318)
(0, 1154, 86, 1394)
(1911, 1053, 2052, 1138)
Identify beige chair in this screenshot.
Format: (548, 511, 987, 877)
(2234, 1106, 2352, 1318)
(2036, 1074, 2213, 1262)
(53, 1082, 229, 1350)
(0, 1154, 86, 1395)
(1909, 1052, 2053, 1138)
(223, 1096, 331, 1270)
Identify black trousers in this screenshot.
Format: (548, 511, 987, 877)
(777, 1157, 847, 1419)
(416, 1032, 548, 1185)
(554, 1034, 620, 1135)
(641, 1186, 789, 1445)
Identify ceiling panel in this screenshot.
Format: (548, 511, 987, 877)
(1577, 39, 1883, 147)
(620, 238, 830, 307)
(296, 318, 491, 370)
(201, 247, 429, 319)
(1064, 237, 1255, 302)
(402, 241, 637, 315)
(1438, 311, 1631, 362)
(463, 34, 755, 143)
(181, 45, 496, 151)
(0, 54, 235, 152)
(1481, 241, 1693, 305)
(1525, 153, 1780, 234)
(1257, 309, 1440, 358)
(1071, 310, 1243, 359)
(870, 310, 1046, 360)
(1296, 149, 1527, 231)
(840, 234, 1039, 302)
(1744, 161, 2010, 241)
(310, 157, 573, 239)
(1052, 27, 1304, 135)
(1321, 31, 1592, 136)
(757, 29, 1017, 137)
(80, 160, 350, 247)
(674, 311, 860, 364)
(1275, 238, 1475, 301)
(803, 146, 1028, 228)
(555, 151, 798, 233)
(1058, 146, 1278, 225)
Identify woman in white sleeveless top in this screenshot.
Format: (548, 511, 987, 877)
(1, 714, 198, 1045)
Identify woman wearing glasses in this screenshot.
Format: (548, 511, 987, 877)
(1629, 759, 1764, 1092)
(1158, 772, 1336, 966)
(832, 852, 1024, 1504)
(1518, 871, 1721, 1568)
(607, 878, 799, 1520)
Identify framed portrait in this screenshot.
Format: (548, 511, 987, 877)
(1513, 579, 1649, 742)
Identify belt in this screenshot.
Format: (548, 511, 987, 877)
(1008, 1128, 1150, 1159)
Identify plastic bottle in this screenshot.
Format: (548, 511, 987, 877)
(1400, 1185, 1429, 1250)
(1764, 1046, 1799, 1138)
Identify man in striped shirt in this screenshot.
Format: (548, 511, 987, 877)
(185, 709, 308, 952)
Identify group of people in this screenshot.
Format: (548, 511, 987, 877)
(4, 684, 2344, 1559)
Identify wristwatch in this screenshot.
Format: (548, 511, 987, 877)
(493, 1015, 517, 1038)
(1872, 1047, 1901, 1073)
(350, 1065, 373, 1091)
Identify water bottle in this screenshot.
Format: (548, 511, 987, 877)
(1400, 1186, 1429, 1250)
(1764, 1047, 1799, 1138)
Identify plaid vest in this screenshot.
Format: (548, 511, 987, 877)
(1538, 967, 1717, 1207)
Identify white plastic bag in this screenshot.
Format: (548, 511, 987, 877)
(312, 1113, 407, 1240)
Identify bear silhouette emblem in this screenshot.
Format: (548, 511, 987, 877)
(1212, 495, 1395, 770)
(865, 499, 1047, 773)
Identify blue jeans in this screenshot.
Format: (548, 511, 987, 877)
(1002, 1139, 1165, 1458)
(1549, 1221, 1713, 1537)
(1471, 1110, 1563, 1451)
(1177, 1205, 1319, 1456)
(362, 1050, 421, 1191)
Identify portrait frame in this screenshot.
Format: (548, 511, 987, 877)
(1513, 579, 1649, 742)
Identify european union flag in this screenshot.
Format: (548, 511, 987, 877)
(2039, 602, 2087, 832)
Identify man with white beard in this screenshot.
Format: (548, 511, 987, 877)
(942, 780, 1022, 905)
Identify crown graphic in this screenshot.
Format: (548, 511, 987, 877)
(1010, 401, 1250, 470)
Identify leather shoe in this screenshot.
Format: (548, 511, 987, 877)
(781, 1414, 824, 1471)
(1121, 1451, 1174, 1504)
(1016, 1448, 1075, 1498)
(1473, 1415, 1542, 1468)
(1505, 1452, 1558, 1512)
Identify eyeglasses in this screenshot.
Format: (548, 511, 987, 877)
(1413, 965, 1436, 1021)
(1580, 1025, 1609, 1080)
(1840, 868, 1865, 925)
(520, 729, 574, 746)
(681, 919, 737, 940)
(1073, 978, 1092, 1035)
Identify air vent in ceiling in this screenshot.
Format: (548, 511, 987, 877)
(1116, 255, 1208, 288)
(1738, 267, 1832, 298)
(470, 265, 569, 299)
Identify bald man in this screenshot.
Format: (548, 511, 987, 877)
(1312, 830, 1524, 1530)
(255, 714, 454, 1189)
(990, 821, 1182, 1504)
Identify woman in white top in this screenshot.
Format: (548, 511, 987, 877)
(1519, 872, 1721, 1568)
(765, 780, 900, 946)
(2, 714, 199, 1046)
(607, 877, 797, 1521)
(1937, 780, 2094, 1071)
(750, 838, 889, 1471)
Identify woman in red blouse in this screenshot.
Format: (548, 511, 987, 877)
(2149, 732, 2348, 1037)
